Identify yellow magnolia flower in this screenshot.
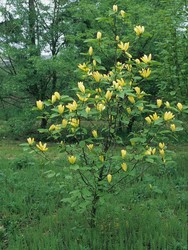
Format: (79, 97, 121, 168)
(117, 78, 126, 86)
(54, 91, 61, 100)
(139, 68, 151, 78)
(62, 119, 68, 128)
(92, 71, 102, 82)
(127, 107, 132, 114)
(134, 25, 145, 36)
(107, 174, 112, 183)
(36, 100, 44, 110)
(66, 100, 78, 112)
(87, 144, 94, 151)
(96, 103, 105, 112)
(125, 63, 132, 72)
(85, 106, 91, 113)
(164, 111, 175, 121)
(157, 99, 162, 108)
(159, 149, 165, 158)
(159, 142, 165, 149)
(165, 101, 170, 108)
(121, 149, 127, 159)
(135, 59, 140, 64)
(134, 87, 141, 95)
(120, 10, 126, 17)
(58, 104, 65, 114)
(88, 46, 93, 56)
(92, 130, 98, 138)
(105, 90, 113, 101)
(141, 54, 152, 64)
(51, 94, 57, 104)
(36, 141, 48, 152)
(49, 124, 56, 131)
(113, 4, 118, 12)
(78, 63, 90, 72)
(121, 162, 127, 172)
(138, 106, 144, 111)
(145, 147, 156, 155)
(145, 116, 152, 124)
(97, 31, 102, 40)
(99, 155, 104, 162)
(118, 42, 129, 52)
(77, 94, 90, 102)
(150, 112, 160, 121)
(27, 137, 35, 145)
(128, 96, 135, 104)
(68, 155, 76, 164)
(69, 118, 80, 128)
(170, 124, 176, 132)
(78, 81, 85, 93)
(177, 102, 183, 111)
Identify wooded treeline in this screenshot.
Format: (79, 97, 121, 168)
(0, 0, 187, 137)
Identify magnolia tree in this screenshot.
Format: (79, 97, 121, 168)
(24, 5, 186, 227)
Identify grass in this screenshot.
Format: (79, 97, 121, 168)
(0, 139, 187, 250)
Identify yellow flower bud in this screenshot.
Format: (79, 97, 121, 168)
(127, 107, 131, 114)
(128, 96, 135, 104)
(157, 99, 162, 108)
(159, 142, 165, 149)
(107, 174, 112, 183)
(99, 155, 104, 162)
(145, 116, 152, 124)
(120, 10, 126, 17)
(105, 90, 113, 101)
(92, 130, 98, 138)
(97, 31, 102, 40)
(93, 60, 96, 66)
(170, 124, 176, 132)
(121, 149, 127, 159)
(58, 104, 65, 114)
(36, 100, 44, 110)
(121, 162, 127, 172)
(78, 82, 85, 93)
(85, 106, 91, 113)
(62, 119, 68, 128)
(135, 59, 140, 64)
(159, 149, 165, 158)
(113, 5, 118, 12)
(51, 94, 57, 104)
(92, 71, 102, 82)
(87, 144, 94, 151)
(177, 102, 183, 111)
(54, 91, 61, 100)
(27, 137, 35, 145)
(116, 35, 119, 41)
(49, 124, 56, 131)
(68, 155, 76, 164)
(88, 46, 93, 56)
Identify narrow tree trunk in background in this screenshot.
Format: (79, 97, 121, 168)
(29, 0, 36, 47)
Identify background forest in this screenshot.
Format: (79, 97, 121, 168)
(0, 0, 187, 249)
(0, 0, 187, 138)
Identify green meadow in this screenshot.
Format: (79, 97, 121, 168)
(0, 138, 187, 250)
